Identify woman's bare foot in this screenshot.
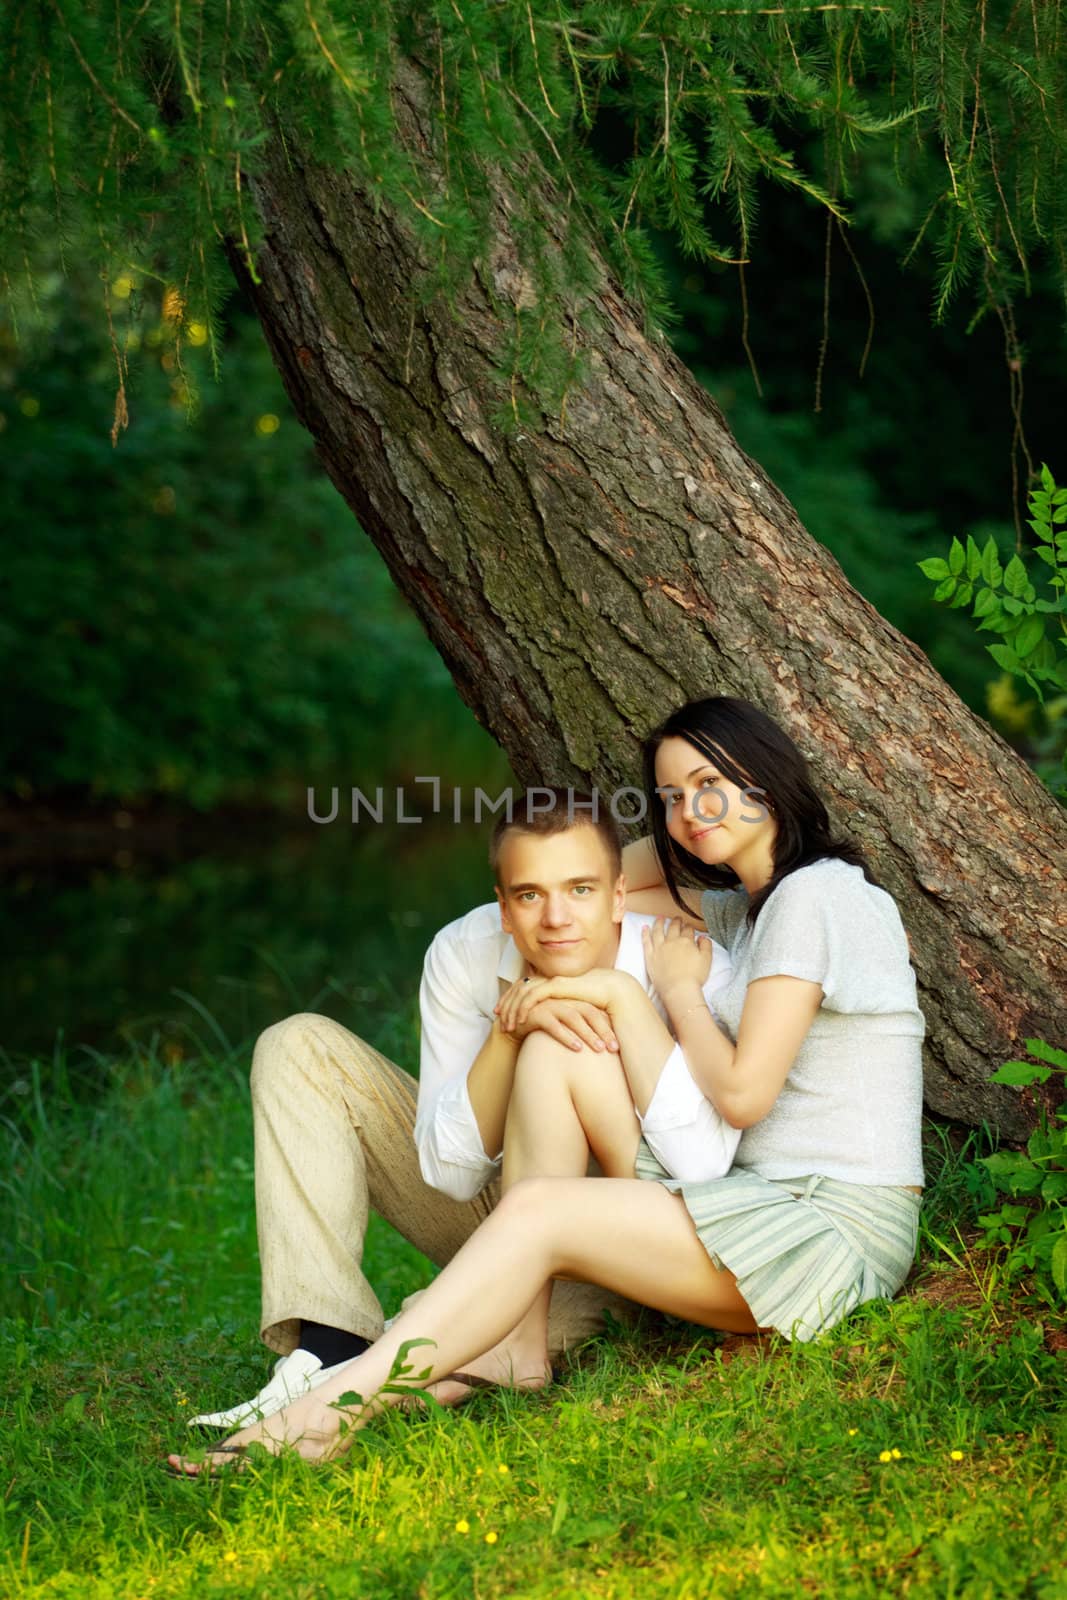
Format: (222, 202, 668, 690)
(166, 1389, 363, 1477)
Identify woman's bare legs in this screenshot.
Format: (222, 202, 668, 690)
(430, 1031, 644, 1395)
(168, 1174, 757, 1473)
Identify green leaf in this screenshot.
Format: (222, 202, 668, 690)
(1034, 546, 1057, 567)
(1014, 616, 1045, 659)
(1041, 1174, 1067, 1202)
(965, 535, 983, 580)
(972, 587, 998, 618)
(1040, 462, 1055, 494)
(989, 1059, 1053, 1087)
(918, 557, 951, 580)
(949, 582, 973, 609)
(948, 536, 965, 575)
(981, 1151, 1036, 1176)
(987, 644, 1021, 673)
(1004, 554, 1028, 597)
(982, 538, 1003, 587)
(933, 576, 957, 602)
(332, 1390, 364, 1408)
(978, 1204, 1031, 1228)
(1002, 596, 1023, 616)
(1052, 1232, 1067, 1294)
(1025, 1039, 1067, 1070)
(980, 612, 1016, 634)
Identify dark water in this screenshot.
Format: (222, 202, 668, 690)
(1, 815, 493, 1083)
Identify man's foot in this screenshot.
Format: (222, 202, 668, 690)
(187, 1348, 358, 1430)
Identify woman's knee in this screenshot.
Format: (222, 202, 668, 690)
(493, 1176, 569, 1233)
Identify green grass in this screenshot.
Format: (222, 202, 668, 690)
(2, 1046, 1065, 1599)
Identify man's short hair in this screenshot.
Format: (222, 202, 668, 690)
(489, 789, 623, 883)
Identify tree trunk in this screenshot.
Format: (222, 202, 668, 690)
(237, 79, 1066, 1140)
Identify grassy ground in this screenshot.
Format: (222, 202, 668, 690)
(1, 1043, 1065, 1599)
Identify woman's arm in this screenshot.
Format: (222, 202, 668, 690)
(643, 921, 822, 1128)
(621, 835, 664, 890)
(622, 835, 705, 926)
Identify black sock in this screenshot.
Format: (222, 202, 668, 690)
(299, 1321, 370, 1366)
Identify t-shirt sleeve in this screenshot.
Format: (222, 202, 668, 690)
(745, 866, 903, 1012)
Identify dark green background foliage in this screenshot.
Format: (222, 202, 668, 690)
(0, 285, 498, 808)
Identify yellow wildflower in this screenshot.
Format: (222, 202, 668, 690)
(223, 1552, 237, 1563)
(847, 1428, 858, 1437)
(891, 1449, 902, 1460)
(498, 1463, 509, 1475)
(878, 1450, 893, 1463)
(455, 1519, 470, 1535)
(950, 1449, 964, 1461)
(485, 1531, 498, 1544)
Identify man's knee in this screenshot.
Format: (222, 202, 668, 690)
(513, 1032, 623, 1094)
(250, 1011, 368, 1099)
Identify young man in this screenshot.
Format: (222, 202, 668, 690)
(189, 792, 733, 1430)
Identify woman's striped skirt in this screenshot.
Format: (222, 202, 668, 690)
(635, 1142, 922, 1342)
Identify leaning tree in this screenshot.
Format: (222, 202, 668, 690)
(2, 1, 1065, 1133)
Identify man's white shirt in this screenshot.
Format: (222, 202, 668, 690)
(414, 904, 740, 1201)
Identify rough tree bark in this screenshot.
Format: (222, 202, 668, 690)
(237, 67, 1066, 1138)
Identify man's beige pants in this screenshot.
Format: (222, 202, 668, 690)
(252, 1012, 635, 1360)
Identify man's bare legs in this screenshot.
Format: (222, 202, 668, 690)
(168, 1175, 758, 1473)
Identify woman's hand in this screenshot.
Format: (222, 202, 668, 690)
(496, 969, 634, 1035)
(641, 917, 712, 1004)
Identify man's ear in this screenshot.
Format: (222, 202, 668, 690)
(612, 873, 626, 923)
(495, 884, 511, 932)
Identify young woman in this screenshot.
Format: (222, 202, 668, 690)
(169, 696, 924, 1475)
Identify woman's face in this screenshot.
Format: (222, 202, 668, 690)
(653, 735, 776, 880)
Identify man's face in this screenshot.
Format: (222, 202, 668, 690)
(495, 824, 625, 977)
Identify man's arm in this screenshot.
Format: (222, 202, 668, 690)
(414, 924, 505, 1201)
(464, 1020, 521, 1162)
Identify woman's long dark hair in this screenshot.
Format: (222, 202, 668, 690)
(642, 696, 877, 925)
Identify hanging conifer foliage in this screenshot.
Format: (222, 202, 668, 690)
(2, 0, 1064, 405)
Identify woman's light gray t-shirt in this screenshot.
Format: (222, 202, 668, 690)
(701, 858, 925, 1187)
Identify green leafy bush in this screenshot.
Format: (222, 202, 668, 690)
(918, 465, 1067, 794)
(975, 1040, 1067, 1306)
